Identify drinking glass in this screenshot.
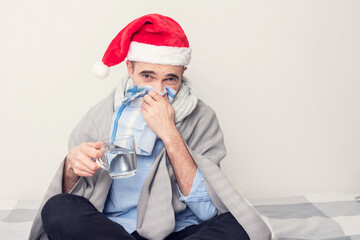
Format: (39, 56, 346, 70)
(96, 135, 137, 179)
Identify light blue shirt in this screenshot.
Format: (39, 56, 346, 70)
(103, 139, 218, 234)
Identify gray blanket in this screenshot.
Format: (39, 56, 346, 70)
(29, 89, 270, 240)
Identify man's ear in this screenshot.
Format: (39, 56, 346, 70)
(180, 67, 187, 82)
(126, 60, 133, 78)
(182, 66, 187, 75)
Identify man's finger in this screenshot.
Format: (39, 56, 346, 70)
(87, 158, 101, 172)
(88, 141, 103, 149)
(163, 93, 170, 102)
(72, 168, 95, 178)
(72, 157, 96, 174)
(147, 90, 163, 102)
(142, 101, 150, 112)
(144, 94, 156, 105)
(84, 142, 104, 159)
(87, 147, 104, 159)
(78, 156, 101, 172)
(141, 108, 149, 118)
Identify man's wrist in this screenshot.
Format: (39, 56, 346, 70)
(64, 156, 78, 179)
(63, 156, 80, 193)
(161, 126, 183, 150)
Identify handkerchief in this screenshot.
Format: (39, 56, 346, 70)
(110, 85, 176, 155)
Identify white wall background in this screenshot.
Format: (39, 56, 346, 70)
(0, 0, 359, 200)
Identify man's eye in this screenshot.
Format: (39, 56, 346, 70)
(167, 78, 176, 82)
(143, 74, 151, 79)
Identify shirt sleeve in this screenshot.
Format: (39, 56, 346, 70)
(177, 168, 218, 221)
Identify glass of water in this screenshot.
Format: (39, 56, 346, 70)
(96, 135, 137, 179)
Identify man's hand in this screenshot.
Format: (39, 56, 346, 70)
(65, 142, 103, 177)
(141, 90, 177, 140)
(63, 142, 103, 193)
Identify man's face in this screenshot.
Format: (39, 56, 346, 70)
(126, 60, 186, 92)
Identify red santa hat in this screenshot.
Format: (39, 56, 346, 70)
(92, 13, 192, 79)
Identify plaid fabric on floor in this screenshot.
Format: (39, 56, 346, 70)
(3, 193, 360, 240)
(249, 193, 360, 240)
(0, 199, 40, 240)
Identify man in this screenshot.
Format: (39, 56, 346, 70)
(29, 14, 271, 240)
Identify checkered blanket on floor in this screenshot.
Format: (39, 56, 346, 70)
(249, 193, 360, 240)
(0, 199, 40, 240)
(1, 193, 360, 240)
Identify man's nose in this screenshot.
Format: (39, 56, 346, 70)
(153, 82, 164, 92)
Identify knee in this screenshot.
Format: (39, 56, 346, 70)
(217, 212, 235, 221)
(216, 212, 250, 239)
(41, 193, 86, 230)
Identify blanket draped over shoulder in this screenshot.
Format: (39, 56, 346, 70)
(29, 78, 271, 240)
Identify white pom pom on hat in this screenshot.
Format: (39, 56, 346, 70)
(92, 62, 110, 79)
(92, 13, 191, 79)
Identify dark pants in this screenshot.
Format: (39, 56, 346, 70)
(41, 193, 250, 240)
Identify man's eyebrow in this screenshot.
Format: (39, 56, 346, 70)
(166, 73, 179, 80)
(139, 70, 156, 75)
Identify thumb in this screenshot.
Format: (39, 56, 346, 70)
(88, 141, 103, 149)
